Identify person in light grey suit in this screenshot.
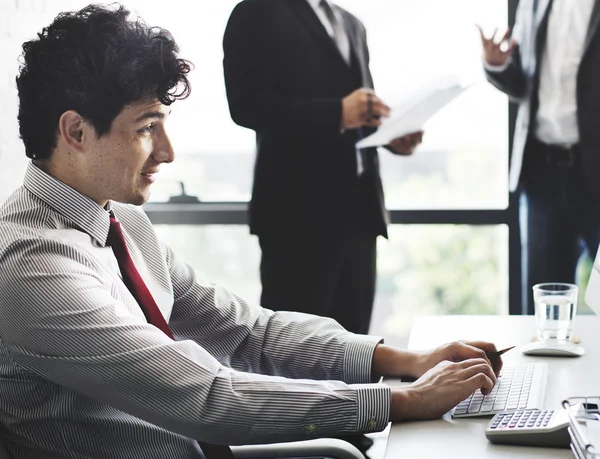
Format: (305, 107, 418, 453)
(479, 0, 600, 312)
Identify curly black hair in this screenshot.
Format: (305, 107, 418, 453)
(16, 3, 192, 159)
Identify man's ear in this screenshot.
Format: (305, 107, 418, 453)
(57, 110, 87, 153)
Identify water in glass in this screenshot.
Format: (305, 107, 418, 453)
(535, 294, 576, 341)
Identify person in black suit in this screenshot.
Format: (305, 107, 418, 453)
(479, 0, 600, 312)
(223, 0, 422, 337)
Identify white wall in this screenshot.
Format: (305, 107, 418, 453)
(0, 0, 40, 201)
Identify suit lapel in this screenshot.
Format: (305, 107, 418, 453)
(337, 7, 367, 79)
(534, 0, 552, 64)
(288, 0, 349, 67)
(534, 0, 552, 28)
(583, 0, 600, 59)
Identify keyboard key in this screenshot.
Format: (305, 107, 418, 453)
(468, 404, 482, 414)
(452, 364, 547, 418)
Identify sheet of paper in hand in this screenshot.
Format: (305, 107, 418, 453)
(356, 83, 470, 149)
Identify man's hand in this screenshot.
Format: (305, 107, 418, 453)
(387, 131, 424, 155)
(371, 341, 502, 381)
(390, 358, 496, 421)
(477, 25, 516, 66)
(413, 340, 503, 379)
(342, 88, 390, 130)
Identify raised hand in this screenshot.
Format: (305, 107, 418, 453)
(477, 25, 516, 66)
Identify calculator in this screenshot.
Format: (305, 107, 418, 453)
(485, 409, 571, 448)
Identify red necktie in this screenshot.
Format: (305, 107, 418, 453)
(107, 216, 234, 459)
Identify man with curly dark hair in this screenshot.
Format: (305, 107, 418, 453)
(0, 4, 501, 458)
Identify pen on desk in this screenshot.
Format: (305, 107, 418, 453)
(486, 345, 515, 359)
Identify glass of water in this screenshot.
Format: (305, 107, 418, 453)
(532, 283, 578, 342)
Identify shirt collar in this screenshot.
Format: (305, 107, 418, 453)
(307, 0, 323, 10)
(23, 162, 112, 246)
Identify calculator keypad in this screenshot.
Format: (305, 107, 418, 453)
(489, 410, 555, 430)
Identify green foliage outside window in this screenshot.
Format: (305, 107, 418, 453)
(375, 225, 508, 337)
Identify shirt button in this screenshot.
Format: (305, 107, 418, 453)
(367, 419, 377, 429)
(305, 424, 317, 434)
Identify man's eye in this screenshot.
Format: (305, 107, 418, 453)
(140, 124, 155, 134)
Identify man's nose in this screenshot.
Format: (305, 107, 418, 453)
(155, 132, 175, 164)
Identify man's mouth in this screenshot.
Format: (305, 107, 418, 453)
(141, 170, 159, 183)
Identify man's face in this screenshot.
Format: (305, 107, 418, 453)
(85, 99, 174, 206)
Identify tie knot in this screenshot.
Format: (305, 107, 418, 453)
(320, 0, 333, 13)
(106, 216, 122, 248)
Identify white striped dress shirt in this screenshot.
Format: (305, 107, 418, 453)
(0, 163, 390, 458)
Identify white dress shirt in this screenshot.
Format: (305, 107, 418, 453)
(485, 0, 594, 146)
(0, 163, 390, 458)
(535, 0, 595, 146)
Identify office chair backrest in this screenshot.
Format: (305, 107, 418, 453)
(0, 438, 10, 459)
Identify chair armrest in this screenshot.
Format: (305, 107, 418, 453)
(230, 438, 364, 459)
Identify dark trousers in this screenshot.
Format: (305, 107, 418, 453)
(258, 231, 377, 335)
(520, 140, 600, 313)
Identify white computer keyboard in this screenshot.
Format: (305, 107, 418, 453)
(452, 363, 548, 418)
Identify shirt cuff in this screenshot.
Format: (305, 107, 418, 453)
(352, 383, 391, 433)
(483, 59, 510, 73)
(343, 335, 383, 384)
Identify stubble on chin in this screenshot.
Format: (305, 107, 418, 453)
(128, 191, 149, 206)
(133, 184, 152, 206)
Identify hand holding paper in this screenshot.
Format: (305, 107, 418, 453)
(356, 82, 471, 149)
(387, 131, 424, 156)
(342, 88, 390, 129)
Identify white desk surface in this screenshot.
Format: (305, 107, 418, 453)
(383, 315, 599, 459)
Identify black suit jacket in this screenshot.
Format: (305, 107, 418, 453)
(223, 0, 388, 238)
(485, 0, 600, 198)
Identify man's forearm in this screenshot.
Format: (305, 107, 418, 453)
(372, 344, 427, 380)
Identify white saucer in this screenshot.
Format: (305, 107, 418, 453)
(521, 340, 585, 357)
